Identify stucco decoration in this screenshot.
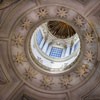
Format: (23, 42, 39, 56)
(9, 5, 97, 93)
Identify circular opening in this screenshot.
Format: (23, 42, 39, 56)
(30, 20, 81, 73)
(47, 21, 76, 39)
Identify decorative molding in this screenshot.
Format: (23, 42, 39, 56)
(0, 0, 20, 10)
(84, 96, 100, 100)
(22, 95, 37, 100)
(76, 0, 91, 5)
(35, 0, 41, 6)
(0, 64, 7, 85)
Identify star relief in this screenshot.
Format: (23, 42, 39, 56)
(37, 8, 48, 18)
(24, 67, 38, 81)
(85, 51, 95, 62)
(74, 15, 85, 27)
(21, 18, 32, 30)
(85, 32, 94, 43)
(12, 34, 24, 47)
(57, 7, 68, 18)
(14, 52, 26, 64)
(40, 76, 54, 90)
(75, 64, 89, 78)
(59, 75, 72, 88)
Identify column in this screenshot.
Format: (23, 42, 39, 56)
(65, 44, 70, 57)
(61, 48, 66, 58)
(74, 41, 80, 51)
(42, 40, 49, 53)
(46, 44, 52, 56)
(39, 38, 45, 49)
(71, 43, 75, 54)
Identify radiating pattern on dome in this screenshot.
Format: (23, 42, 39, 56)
(47, 21, 76, 39)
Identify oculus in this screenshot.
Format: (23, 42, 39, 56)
(30, 20, 81, 73)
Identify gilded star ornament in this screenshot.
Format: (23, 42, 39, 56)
(85, 33, 94, 43)
(74, 15, 85, 27)
(21, 18, 32, 30)
(40, 76, 54, 90)
(14, 52, 26, 64)
(85, 51, 94, 62)
(57, 7, 68, 18)
(12, 34, 24, 47)
(24, 67, 38, 80)
(59, 75, 72, 88)
(37, 8, 48, 18)
(75, 64, 89, 78)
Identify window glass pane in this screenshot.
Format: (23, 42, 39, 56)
(49, 47, 63, 58)
(36, 30, 43, 45)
